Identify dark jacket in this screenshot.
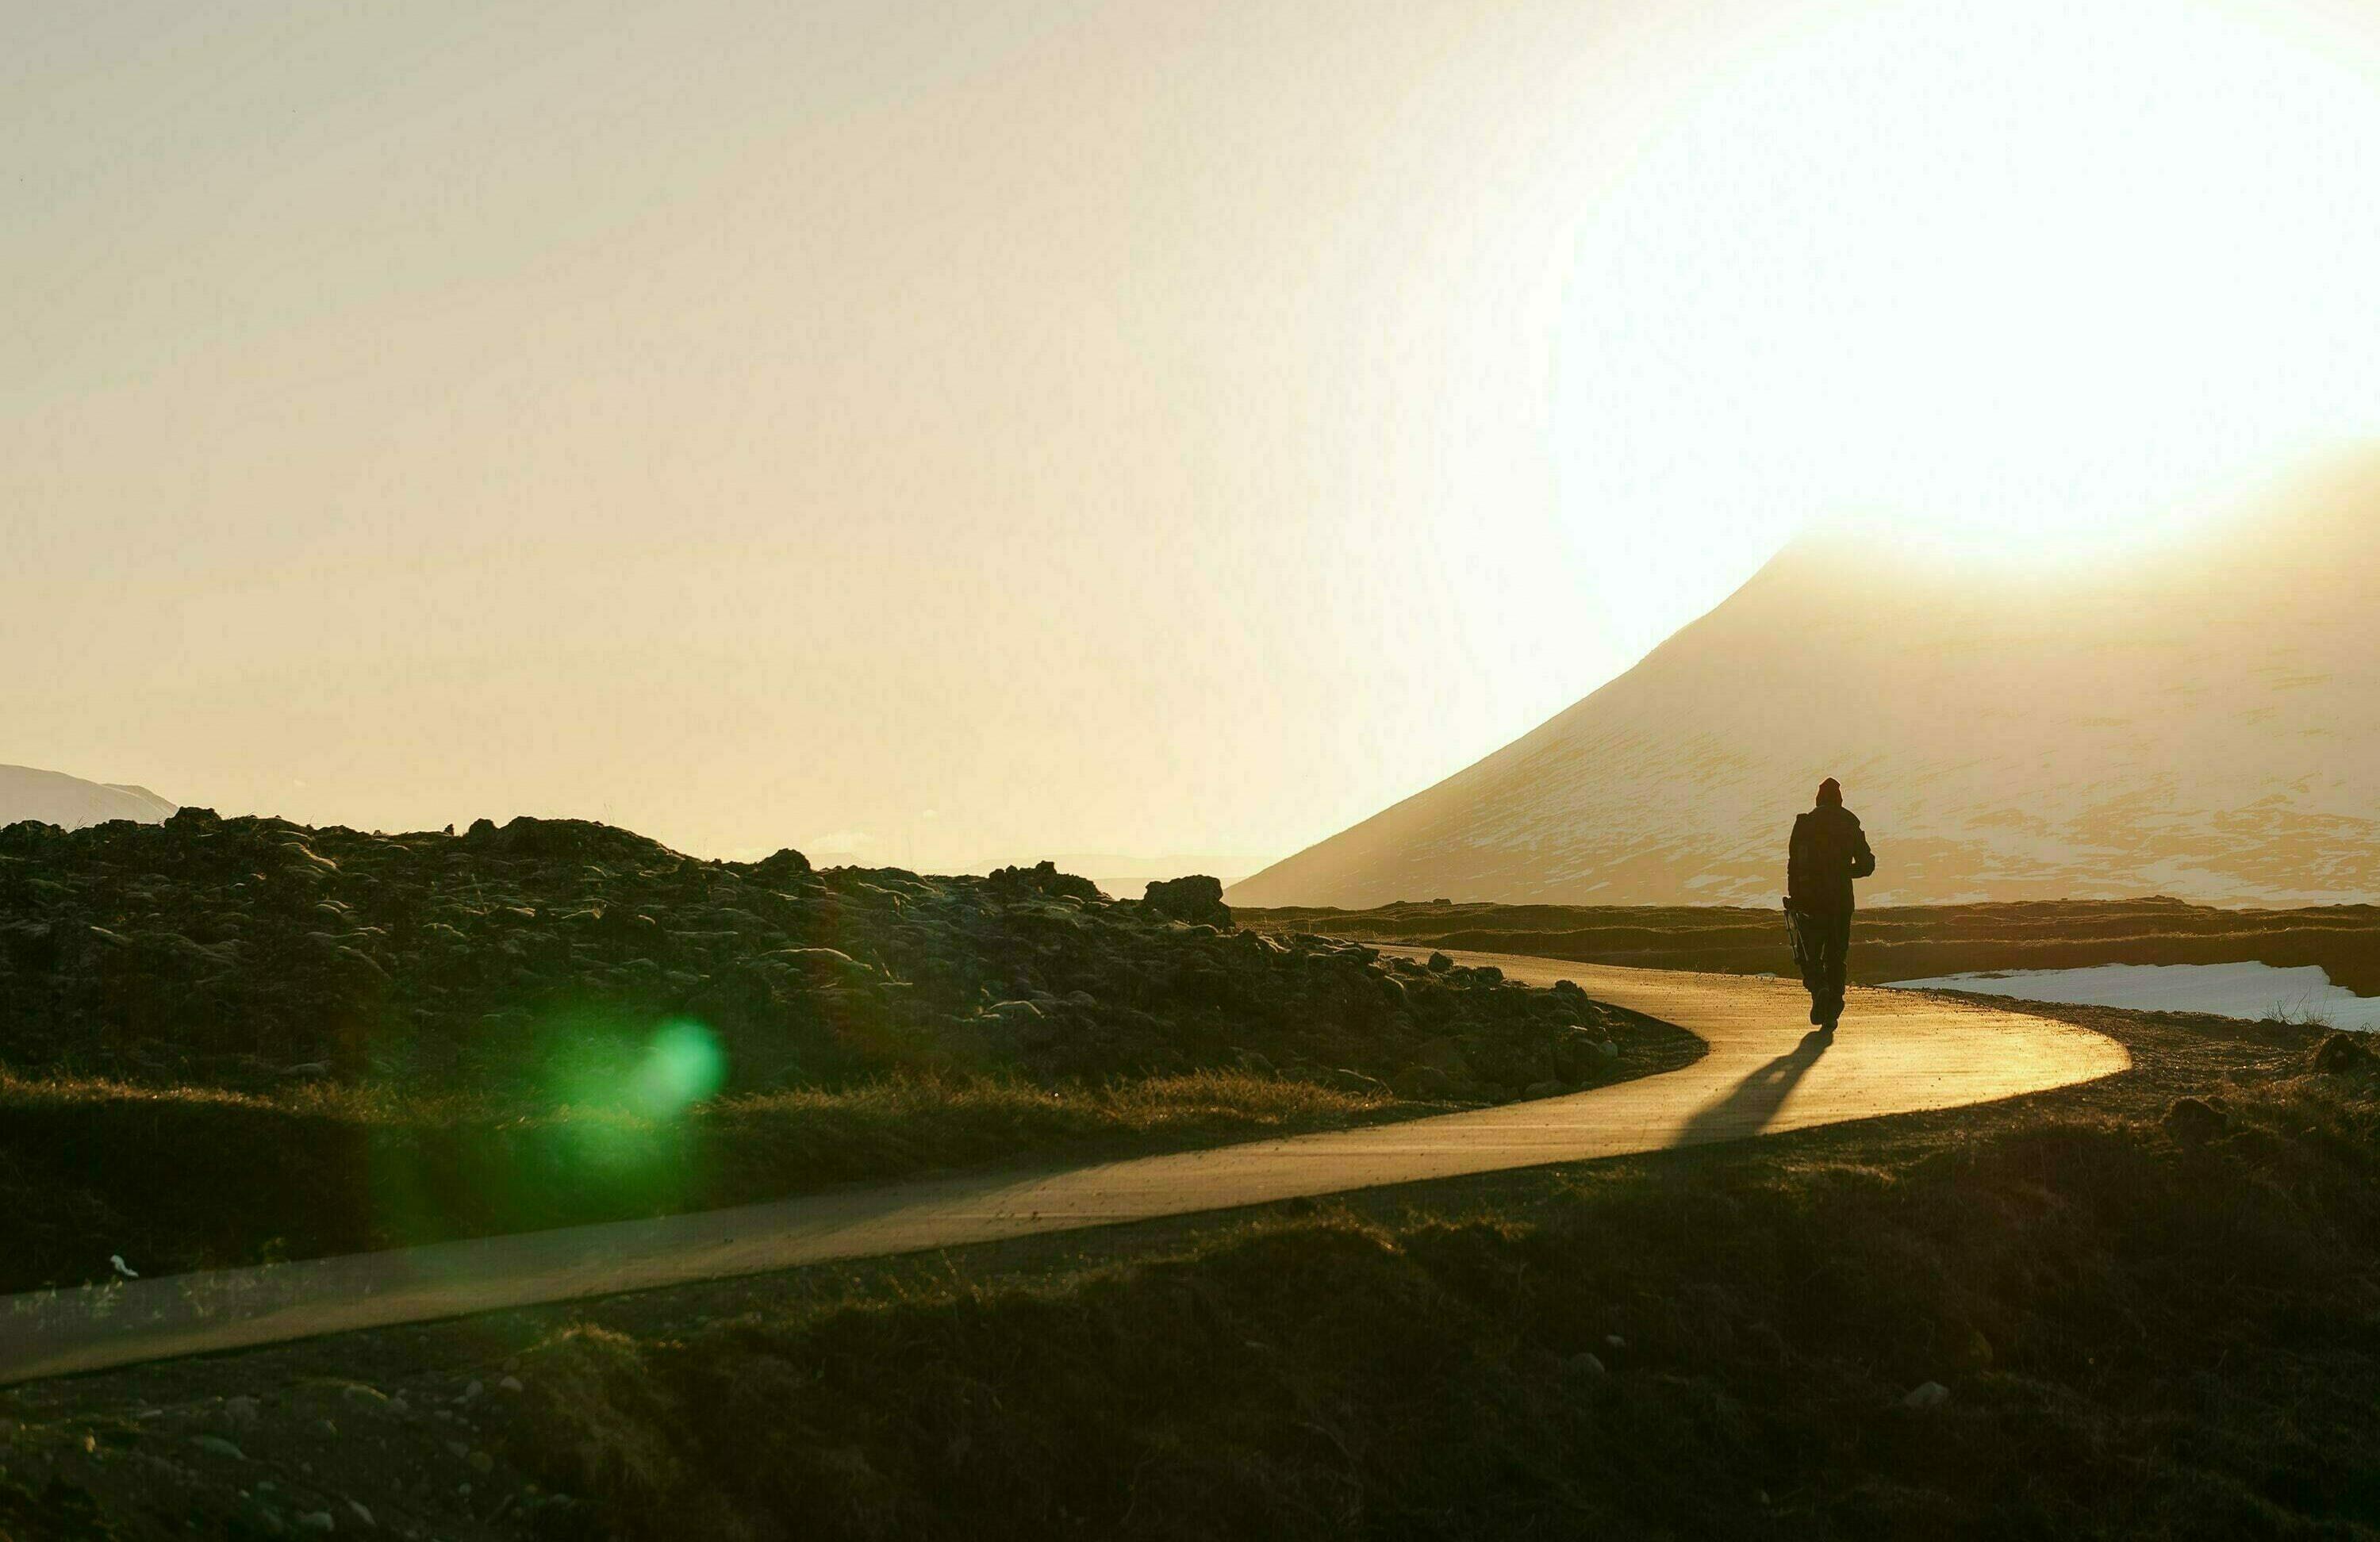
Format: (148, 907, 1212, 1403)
(1788, 804, 1876, 914)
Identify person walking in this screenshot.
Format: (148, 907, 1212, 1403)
(1786, 777, 1875, 1030)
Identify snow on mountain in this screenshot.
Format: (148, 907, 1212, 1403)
(1, 765, 176, 830)
(1230, 457, 2380, 908)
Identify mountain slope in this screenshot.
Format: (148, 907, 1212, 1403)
(0, 764, 175, 830)
(1230, 458, 2380, 908)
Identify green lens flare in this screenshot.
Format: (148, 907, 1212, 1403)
(365, 1012, 732, 1251)
(626, 1019, 727, 1119)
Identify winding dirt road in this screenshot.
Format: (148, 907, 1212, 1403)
(0, 953, 2127, 1384)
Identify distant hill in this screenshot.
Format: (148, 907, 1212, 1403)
(1230, 457, 2380, 909)
(0, 765, 175, 830)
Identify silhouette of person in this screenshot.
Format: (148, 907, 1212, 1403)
(1787, 777, 1875, 1030)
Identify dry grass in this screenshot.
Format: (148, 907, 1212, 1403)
(6, 996, 2374, 1540)
(492, 1006, 2380, 1540)
(1248, 896, 2380, 993)
(0, 1069, 1397, 1294)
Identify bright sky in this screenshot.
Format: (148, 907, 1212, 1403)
(9, 0, 2380, 869)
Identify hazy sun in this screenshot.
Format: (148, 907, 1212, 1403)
(1553, 0, 2380, 566)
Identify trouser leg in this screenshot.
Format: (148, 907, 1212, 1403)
(1795, 915, 1827, 1007)
(1790, 933, 1828, 1018)
(1817, 908, 1852, 1018)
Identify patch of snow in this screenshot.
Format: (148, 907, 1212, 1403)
(1884, 961, 2380, 1030)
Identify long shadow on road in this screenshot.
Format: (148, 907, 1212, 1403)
(1680, 1026, 1834, 1147)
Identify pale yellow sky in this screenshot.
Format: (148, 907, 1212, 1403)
(10, 1, 2380, 869)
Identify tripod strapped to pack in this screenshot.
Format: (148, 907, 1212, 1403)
(1781, 896, 1818, 972)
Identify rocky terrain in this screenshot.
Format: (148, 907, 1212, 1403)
(0, 811, 1641, 1100)
(0, 811, 1687, 1291)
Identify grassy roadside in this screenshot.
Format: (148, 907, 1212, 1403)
(0, 1070, 1395, 1295)
(7, 996, 2375, 1540)
(0, 1018, 1699, 1295)
(491, 1001, 2380, 1540)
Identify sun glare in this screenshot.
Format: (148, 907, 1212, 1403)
(1553, 0, 2380, 568)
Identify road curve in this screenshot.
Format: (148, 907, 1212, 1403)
(0, 953, 2127, 1383)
